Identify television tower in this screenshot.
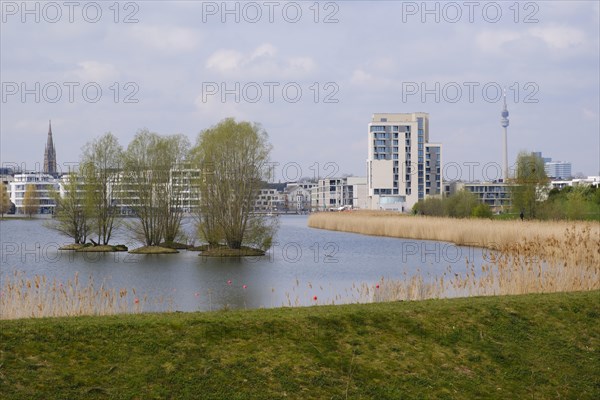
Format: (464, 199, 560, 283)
(500, 90, 509, 181)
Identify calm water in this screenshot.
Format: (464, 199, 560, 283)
(1, 216, 488, 312)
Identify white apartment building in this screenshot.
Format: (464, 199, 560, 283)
(311, 177, 367, 211)
(285, 181, 316, 212)
(9, 173, 59, 214)
(367, 112, 442, 211)
(550, 176, 600, 190)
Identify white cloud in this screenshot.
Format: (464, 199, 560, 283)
(206, 50, 245, 72)
(349, 68, 394, 88)
(475, 30, 522, 53)
(582, 107, 599, 120)
(205, 44, 315, 78)
(529, 26, 585, 49)
(129, 25, 200, 53)
(71, 61, 119, 83)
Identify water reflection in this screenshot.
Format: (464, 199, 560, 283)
(1, 215, 489, 313)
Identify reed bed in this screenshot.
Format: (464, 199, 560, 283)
(308, 211, 599, 250)
(0, 271, 146, 320)
(310, 211, 600, 300)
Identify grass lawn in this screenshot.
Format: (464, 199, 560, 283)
(1, 291, 598, 399)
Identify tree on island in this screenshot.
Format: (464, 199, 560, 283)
(49, 174, 91, 244)
(0, 182, 11, 217)
(123, 130, 190, 248)
(191, 118, 277, 252)
(510, 151, 549, 219)
(22, 184, 40, 218)
(81, 133, 123, 245)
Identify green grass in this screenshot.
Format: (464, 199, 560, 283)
(1, 291, 598, 399)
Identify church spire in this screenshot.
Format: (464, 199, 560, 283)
(43, 120, 57, 176)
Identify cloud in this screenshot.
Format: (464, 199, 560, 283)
(475, 30, 522, 53)
(71, 61, 119, 83)
(129, 25, 200, 53)
(582, 107, 599, 120)
(206, 49, 244, 72)
(529, 26, 585, 49)
(205, 44, 315, 78)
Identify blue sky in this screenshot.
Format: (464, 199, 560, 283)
(1, 1, 599, 180)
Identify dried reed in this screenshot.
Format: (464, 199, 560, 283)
(0, 271, 145, 320)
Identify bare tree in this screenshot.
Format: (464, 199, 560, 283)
(191, 118, 276, 250)
(81, 133, 123, 245)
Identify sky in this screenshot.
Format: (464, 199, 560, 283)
(1, 0, 599, 181)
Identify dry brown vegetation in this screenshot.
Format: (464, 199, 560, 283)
(308, 211, 598, 248)
(310, 211, 600, 300)
(0, 271, 147, 320)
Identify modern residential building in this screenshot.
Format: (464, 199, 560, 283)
(549, 176, 600, 190)
(444, 181, 511, 213)
(9, 173, 59, 214)
(367, 112, 442, 211)
(285, 181, 316, 213)
(254, 183, 287, 212)
(311, 176, 367, 211)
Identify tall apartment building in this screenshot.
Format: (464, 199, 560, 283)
(367, 113, 442, 211)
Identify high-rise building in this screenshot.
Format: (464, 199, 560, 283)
(533, 152, 572, 179)
(545, 161, 572, 180)
(367, 112, 442, 211)
(43, 120, 57, 176)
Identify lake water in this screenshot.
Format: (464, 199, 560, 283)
(1, 215, 488, 313)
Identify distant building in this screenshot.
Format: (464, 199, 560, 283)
(445, 181, 511, 213)
(43, 120, 58, 176)
(367, 112, 442, 211)
(533, 151, 572, 180)
(9, 173, 58, 214)
(254, 183, 287, 212)
(311, 177, 367, 211)
(545, 162, 572, 180)
(549, 176, 600, 190)
(285, 181, 316, 212)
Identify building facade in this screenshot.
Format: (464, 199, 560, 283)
(311, 177, 367, 211)
(444, 181, 511, 213)
(367, 112, 442, 211)
(9, 173, 58, 214)
(545, 162, 572, 180)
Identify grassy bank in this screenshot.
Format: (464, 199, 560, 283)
(1, 291, 598, 399)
